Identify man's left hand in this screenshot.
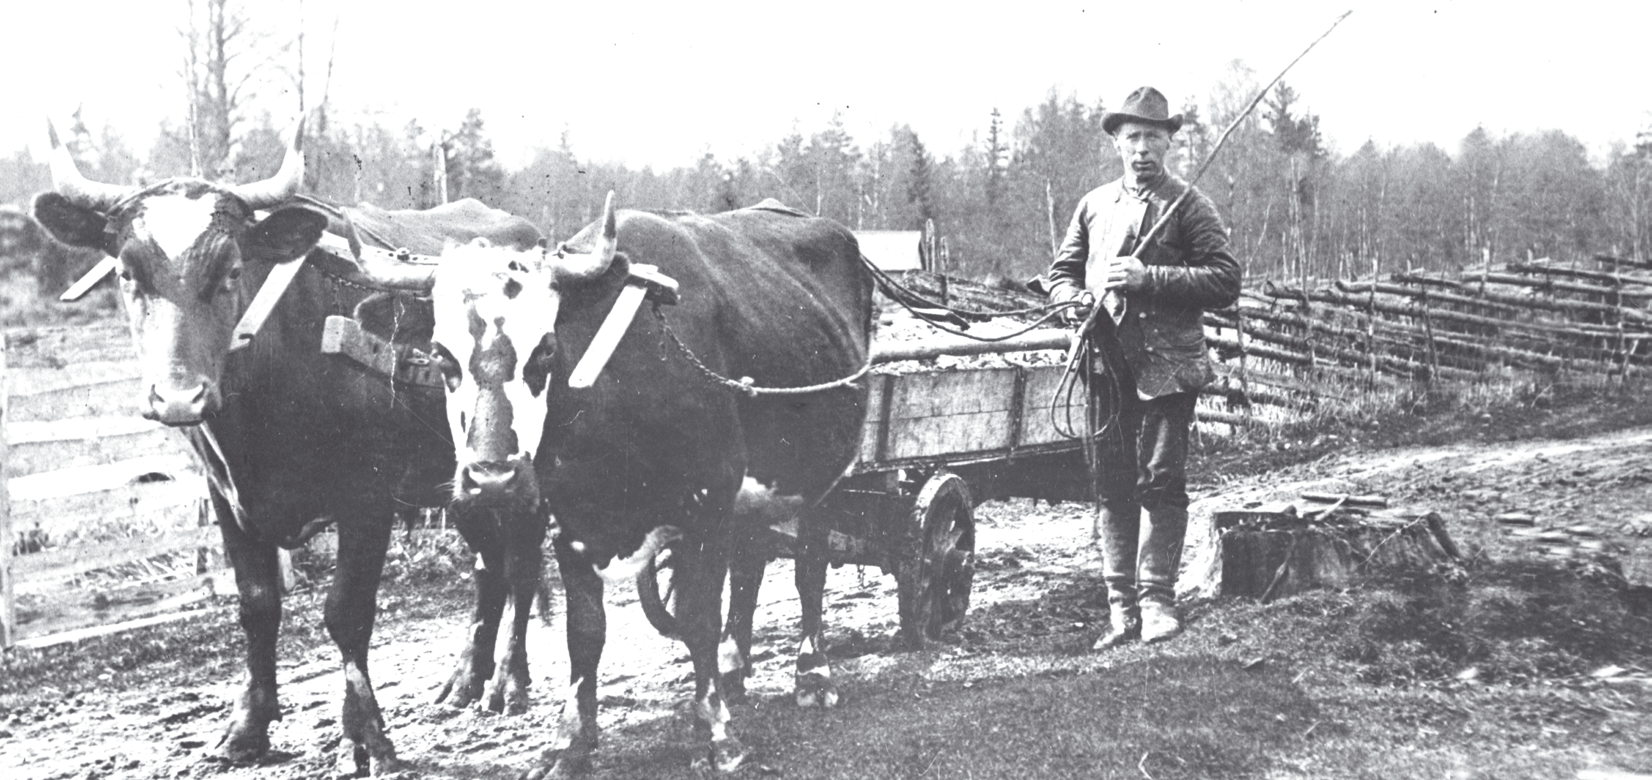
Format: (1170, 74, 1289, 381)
(1104, 256, 1147, 292)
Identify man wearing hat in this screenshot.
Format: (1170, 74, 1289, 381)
(1043, 86, 1242, 649)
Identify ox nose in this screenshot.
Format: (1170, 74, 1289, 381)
(145, 382, 216, 425)
(461, 461, 522, 497)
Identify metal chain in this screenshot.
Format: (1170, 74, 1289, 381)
(653, 307, 870, 397)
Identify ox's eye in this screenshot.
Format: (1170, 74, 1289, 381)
(222, 265, 243, 291)
(523, 334, 556, 396)
(431, 342, 463, 392)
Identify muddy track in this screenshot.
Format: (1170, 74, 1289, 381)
(4, 425, 1651, 779)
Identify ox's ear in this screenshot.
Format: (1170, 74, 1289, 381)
(31, 192, 109, 251)
(245, 206, 328, 263)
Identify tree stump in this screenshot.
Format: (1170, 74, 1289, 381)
(1185, 503, 1463, 601)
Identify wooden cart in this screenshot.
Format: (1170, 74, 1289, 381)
(641, 328, 1096, 648)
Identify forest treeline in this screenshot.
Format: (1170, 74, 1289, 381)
(5, 60, 1651, 290)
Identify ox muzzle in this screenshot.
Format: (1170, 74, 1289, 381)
(456, 455, 540, 507)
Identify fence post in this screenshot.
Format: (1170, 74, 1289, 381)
(1, 333, 13, 648)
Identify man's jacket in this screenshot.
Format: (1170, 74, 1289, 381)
(1046, 173, 1242, 400)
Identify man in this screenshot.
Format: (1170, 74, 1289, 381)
(1043, 86, 1241, 649)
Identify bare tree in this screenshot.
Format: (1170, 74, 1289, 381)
(177, 0, 295, 179)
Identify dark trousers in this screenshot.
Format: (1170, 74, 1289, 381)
(1088, 363, 1198, 514)
(1087, 354, 1197, 603)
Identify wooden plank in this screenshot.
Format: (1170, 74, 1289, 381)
(1019, 364, 1086, 447)
(10, 473, 206, 542)
(5, 423, 182, 480)
(886, 368, 1018, 419)
(858, 373, 889, 465)
(4, 325, 136, 369)
(870, 330, 1070, 364)
(11, 607, 212, 651)
(885, 410, 1014, 460)
(7, 377, 143, 421)
(881, 369, 1019, 460)
(8, 453, 198, 503)
(12, 568, 233, 643)
(6, 361, 141, 396)
(11, 523, 216, 583)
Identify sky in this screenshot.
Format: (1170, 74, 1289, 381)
(4, 0, 1652, 175)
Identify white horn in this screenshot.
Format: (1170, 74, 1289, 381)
(554, 191, 619, 281)
(232, 115, 307, 209)
(46, 118, 131, 213)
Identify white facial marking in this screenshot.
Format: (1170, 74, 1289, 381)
(139, 195, 219, 260)
(431, 242, 559, 472)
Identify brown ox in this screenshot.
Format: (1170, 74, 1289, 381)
(30, 119, 544, 776)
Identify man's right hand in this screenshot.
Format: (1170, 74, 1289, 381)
(1058, 290, 1094, 327)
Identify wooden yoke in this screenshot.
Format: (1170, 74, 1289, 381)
(568, 264, 679, 389)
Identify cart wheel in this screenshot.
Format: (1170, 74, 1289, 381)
(897, 471, 975, 649)
(637, 538, 682, 638)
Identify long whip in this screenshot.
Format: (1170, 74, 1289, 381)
(1064, 9, 1353, 534)
(1128, 9, 1353, 256)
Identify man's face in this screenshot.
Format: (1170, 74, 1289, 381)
(1113, 121, 1172, 184)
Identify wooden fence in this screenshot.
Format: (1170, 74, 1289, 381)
(1, 324, 228, 649)
(893, 254, 1652, 431)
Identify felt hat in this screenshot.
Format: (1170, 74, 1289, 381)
(1102, 87, 1183, 136)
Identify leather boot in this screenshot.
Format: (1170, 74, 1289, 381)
(1092, 504, 1140, 651)
(1138, 505, 1187, 644)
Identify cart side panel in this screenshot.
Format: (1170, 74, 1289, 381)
(884, 368, 1019, 460)
(1019, 365, 1086, 447)
(858, 373, 889, 464)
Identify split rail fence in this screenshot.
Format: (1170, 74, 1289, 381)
(893, 254, 1652, 432)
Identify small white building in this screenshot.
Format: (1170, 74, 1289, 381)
(853, 230, 924, 271)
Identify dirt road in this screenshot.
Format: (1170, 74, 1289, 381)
(4, 422, 1650, 779)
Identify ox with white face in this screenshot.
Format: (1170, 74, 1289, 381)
(429, 239, 559, 505)
(408, 194, 616, 510)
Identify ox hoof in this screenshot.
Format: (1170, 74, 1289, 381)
(520, 754, 591, 779)
(486, 671, 533, 715)
(335, 740, 369, 779)
(794, 684, 840, 709)
(713, 736, 748, 773)
(435, 670, 488, 710)
(218, 714, 273, 763)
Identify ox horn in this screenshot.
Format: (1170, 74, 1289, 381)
(46, 118, 132, 213)
(553, 191, 619, 281)
(230, 115, 307, 210)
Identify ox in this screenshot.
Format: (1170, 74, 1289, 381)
(30, 120, 545, 776)
(363, 194, 872, 773)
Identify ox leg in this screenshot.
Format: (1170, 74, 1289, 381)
(328, 509, 399, 778)
(529, 534, 604, 779)
(216, 500, 284, 762)
(437, 506, 509, 710)
(486, 506, 548, 714)
(678, 514, 747, 771)
(793, 517, 837, 708)
(719, 530, 766, 702)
